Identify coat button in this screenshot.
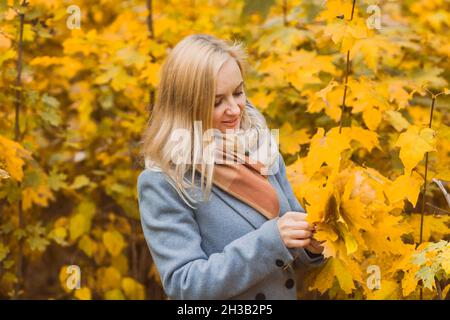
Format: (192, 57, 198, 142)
(275, 259, 284, 267)
(285, 278, 295, 289)
(255, 293, 266, 300)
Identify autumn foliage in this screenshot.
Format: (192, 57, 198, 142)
(0, 0, 449, 299)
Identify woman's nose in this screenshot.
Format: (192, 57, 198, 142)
(225, 100, 241, 116)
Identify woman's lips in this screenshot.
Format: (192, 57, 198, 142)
(222, 118, 239, 127)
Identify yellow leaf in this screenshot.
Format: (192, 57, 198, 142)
(48, 226, 68, 246)
(406, 214, 450, 243)
(362, 107, 382, 131)
(341, 126, 381, 152)
(386, 172, 423, 207)
(70, 175, 91, 189)
(69, 214, 91, 241)
(0, 135, 31, 182)
(303, 127, 351, 175)
(111, 254, 129, 275)
(121, 277, 145, 300)
(140, 62, 161, 87)
(385, 110, 410, 132)
(0, 243, 9, 262)
(97, 266, 122, 292)
(317, 0, 354, 22)
(395, 126, 436, 174)
(324, 17, 368, 52)
(103, 231, 125, 256)
(366, 280, 400, 300)
(250, 90, 276, 110)
(22, 183, 54, 211)
(279, 122, 310, 155)
(104, 289, 125, 300)
(74, 287, 92, 300)
(78, 235, 97, 257)
(313, 258, 355, 294)
(306, 81, 343, 121)
(341, 225, 358, 255)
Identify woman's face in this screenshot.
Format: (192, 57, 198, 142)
(212, 58, 246, 133)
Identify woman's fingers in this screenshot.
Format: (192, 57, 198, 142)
(286, 238, 311, 248)
(291, 220, 315, 232)
(291, 212, 307, 221)
(290, 229, 312, 239)
(278, 212, 321, 249)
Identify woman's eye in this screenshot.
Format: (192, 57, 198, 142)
(214, 100, 222, 107)
(233, 91, 243, 97)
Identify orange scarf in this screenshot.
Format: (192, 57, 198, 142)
(196, 129, 280, 220)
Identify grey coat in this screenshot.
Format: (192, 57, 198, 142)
(137, 151, 325, 300)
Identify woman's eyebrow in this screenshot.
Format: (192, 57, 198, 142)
(215, 81, 244, 98)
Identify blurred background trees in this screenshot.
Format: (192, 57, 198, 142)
(0, 0, 448, 299)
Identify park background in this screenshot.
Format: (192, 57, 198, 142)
(0, 0, 449, 299)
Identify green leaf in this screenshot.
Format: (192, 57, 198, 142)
(70, 175, 90, 189)
(39, 94, 62, 126)
(416, 266, 435, 290)
(0, 0, 8, 12)
(0, 242, 10, 262)
(242, 0, 275, 19)
(48, 169, 68, 191)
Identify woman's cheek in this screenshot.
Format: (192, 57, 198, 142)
(213, 107, 225, 126)
(238, 94, 247, 109)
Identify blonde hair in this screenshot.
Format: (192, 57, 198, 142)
(139, 34, 269, 208)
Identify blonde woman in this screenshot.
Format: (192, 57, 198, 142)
(137, 34, 324, 300)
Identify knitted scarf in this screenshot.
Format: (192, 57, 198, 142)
(196, 127, 280, 220)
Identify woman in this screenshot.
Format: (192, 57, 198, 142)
(137, 34, 325, 300)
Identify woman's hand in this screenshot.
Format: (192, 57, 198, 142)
(276, 211, 315, 249)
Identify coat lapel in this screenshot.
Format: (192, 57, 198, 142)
(189, 168, 287, 230)
(211, 184, 275, 230)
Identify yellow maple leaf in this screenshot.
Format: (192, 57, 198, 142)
(406, 214, 450, 243)
(0, 135, 32, 182)
(74, 287, 92, 300)
(384, 110, 410, 132)
(306, 81, 343, 121)
(366, 280, 400, 300)
(121, 277, 145, 300)
(312, 258, 355, 294)
(341, 126, 381, 152)
(103, 230, 126, 256)
(303, 127, 351, 176)
(324, 17, 368, 52)
(385, 172, 423, 207)
(395, 125, 436, 174)
(279, 122, 310, 155)
(316, 0, 355, 22)
(140, 62, 161, 87)
(97, 266, 122, 292)
(362, 107, 382, 131)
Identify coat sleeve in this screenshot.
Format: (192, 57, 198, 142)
(274, 152, 325, 269)
(137, 169, 298, 300)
